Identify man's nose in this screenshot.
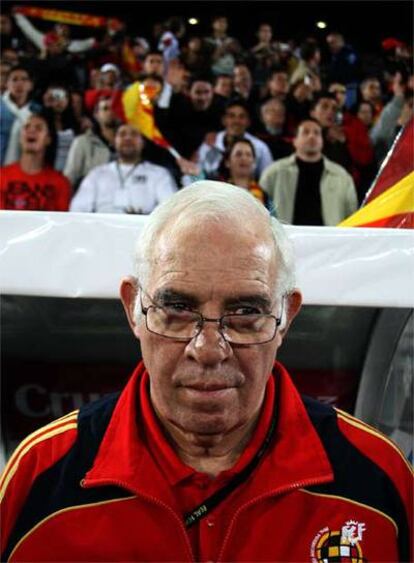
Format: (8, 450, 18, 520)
(184, 322, 233, 366)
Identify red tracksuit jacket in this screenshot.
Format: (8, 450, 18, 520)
(1, 362, 412, 562)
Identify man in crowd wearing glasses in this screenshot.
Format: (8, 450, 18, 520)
(1, 182, 412, 561)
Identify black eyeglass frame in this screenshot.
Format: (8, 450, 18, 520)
(139, 294, 284, 346)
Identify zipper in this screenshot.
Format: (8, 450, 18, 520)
(81, 477, 195, 562)
(217, 474, 332, 562)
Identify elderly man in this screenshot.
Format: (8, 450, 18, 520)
(1, 183, 412, 561)
(70, 123, 177, 214)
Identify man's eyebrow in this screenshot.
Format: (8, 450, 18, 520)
(152, 288, 199, 307)
(224, 294, 273, 311)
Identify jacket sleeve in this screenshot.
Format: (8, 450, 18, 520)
(69, 170, 98, 212)
(13, 13, 45, 51)
(64, 136, 85, 188)
(0, 413, 78, 557)
(257, 142, 274, 176)
(344, 172, 358, 216)
(259, 165, 277, 198)
(68, 38, 96, 54)
(370, 96, 404, 147)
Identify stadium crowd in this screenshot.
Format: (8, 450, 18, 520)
(0, 8, 413, 225)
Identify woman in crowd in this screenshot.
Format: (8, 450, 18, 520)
(42, 83, 80, 172)
(218, 138, 269, 208)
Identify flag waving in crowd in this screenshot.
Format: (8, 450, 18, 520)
(339, 117, 414, 228)
(122, 80, 181, 159)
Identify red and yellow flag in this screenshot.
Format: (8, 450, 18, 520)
(122, 82, 171, 149)
(339, 118, 414, 228)
(14, 5, 122, 30)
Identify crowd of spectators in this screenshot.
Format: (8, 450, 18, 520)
(0, 7, 413, 225)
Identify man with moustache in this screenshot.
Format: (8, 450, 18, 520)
(1, 183, 411, 561)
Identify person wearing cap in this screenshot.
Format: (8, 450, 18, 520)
(84, 64, 122, 114)
(1, 182, 412, 561)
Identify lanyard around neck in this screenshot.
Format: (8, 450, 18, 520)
(184, 378, 279, 528)
(116, 160, 140, 189)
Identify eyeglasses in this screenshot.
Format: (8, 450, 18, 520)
(140, 294, 284, 345)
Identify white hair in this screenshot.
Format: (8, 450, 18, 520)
(133, 181, 296, 318)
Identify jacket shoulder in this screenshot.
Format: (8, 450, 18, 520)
(323, 157, 352, 178)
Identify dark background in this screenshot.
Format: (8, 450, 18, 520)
(4, 0, 413, 53)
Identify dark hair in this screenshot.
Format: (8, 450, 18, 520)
(164, 16, 184, 34)
(309, 91, 337, 112)
(224, 98, 251, 116)
(7, 64, 33, 81)
(136, 73, 164, 91)
(353, 99, 375, 116)
(299, 41, 320, 62)
(43, 83, 80, 134)
(144, 50, 163, 60)
(214, 73, 232, 84)
(218, 136, 256, 179)
(28, 109, 58, 166)
(189, 72, 214, 88)
(294, 117, 322, 136)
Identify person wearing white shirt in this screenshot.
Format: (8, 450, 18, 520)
(70, 124, 177, 214)
(195, 100, 273, 179)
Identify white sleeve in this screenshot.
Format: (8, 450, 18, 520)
(256, 142, 274, 175)
(69, 170, 97, 212)
(68, 37, 96, 54)
(63, 136, 84, 187)
(155, 168, 178, 203)
(14, 13, 45, 51)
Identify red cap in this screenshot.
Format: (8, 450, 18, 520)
(382, 37, 405, 51)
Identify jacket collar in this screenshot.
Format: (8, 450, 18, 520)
(83, 361, 333, 501)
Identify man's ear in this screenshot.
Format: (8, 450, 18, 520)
(120, 276, 141, 339)
(278, 289, 302, 339)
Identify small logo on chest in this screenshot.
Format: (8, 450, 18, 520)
(310, 520, 367, 562)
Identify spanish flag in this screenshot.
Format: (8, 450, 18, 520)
(122, 82, 171, 149)
(339, 118, 414, 228)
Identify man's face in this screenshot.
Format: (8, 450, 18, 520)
(261, 101, 286, 129)
(258, 24, 272, 43)
(0, 14, 12, 35)
(20, 116, 50, 154)
(214, 76, 233, 97)
(122, 219, 299, 437)
(361, 79, 381, 103)
(6, 70, 32, 101)
(190, 81, 213, 111)
(0, 62, 11, 93)
(115, 124, 143, 160)
(95, 99, 117, 127)
(328, 83, 347, 109)
(213, 17, 228, 34)
(293, 120, 323, 157)
(101, 70, 118, 88)
(223, 105, 250, 136)
(326, 34, 343, 54)
(268, 72, 289, 97)
(143, 54, 164, 76)
(311, 97, 338, 128)
(233, 65, 252, 91)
